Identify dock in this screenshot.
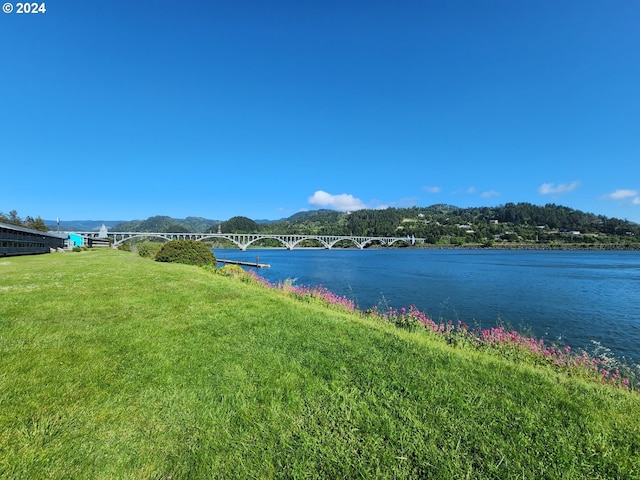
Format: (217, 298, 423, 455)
(217, 257, 270, 268)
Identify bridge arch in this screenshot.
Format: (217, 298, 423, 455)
(385, 238, 413, 247)
(289, 237, 331, 249)
(326, 237, 364, 249)
(111, 233, 173, 247)
(198, 234, 250, 250)
(358, 237, 414, 249)
(243, 235, 291, 250)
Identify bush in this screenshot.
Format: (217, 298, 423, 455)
(155, 240, 216, 267)
(214, 264, 248, 279)
(137, 241, 163, 259)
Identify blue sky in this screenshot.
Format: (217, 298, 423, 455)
(2, 1, 639, 223)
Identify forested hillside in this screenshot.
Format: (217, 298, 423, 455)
(111, 203, 640, 246)
(112, 216, 221, 233)
(253, 203, 639, 246)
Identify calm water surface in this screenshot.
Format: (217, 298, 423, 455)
(214, 248, 640, 365)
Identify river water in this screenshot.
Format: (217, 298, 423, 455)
(214, 248, 640, 365)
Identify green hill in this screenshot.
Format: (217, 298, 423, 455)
(2, 250, 638, 478)
(107, 203, 640, 246)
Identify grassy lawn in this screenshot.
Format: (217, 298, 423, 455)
(1, 249, 639, 479)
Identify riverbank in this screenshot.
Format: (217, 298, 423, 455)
(226, 247, 640, 366)
(1, 249, 639, 478)
(412, 242, 640, 251)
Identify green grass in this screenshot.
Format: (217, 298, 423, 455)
(1, 249, 639, 479)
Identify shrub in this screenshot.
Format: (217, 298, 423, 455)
(214, 264, 248, 278)
(155, 240, 216, 267)
(137, 241, 163, 259)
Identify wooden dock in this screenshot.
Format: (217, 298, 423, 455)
(217, 258, 270, 268)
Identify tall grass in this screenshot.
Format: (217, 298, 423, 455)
(1, 250, 639, 479)
(247, 271, 638, 392)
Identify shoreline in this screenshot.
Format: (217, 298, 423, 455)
(211, 243, 640, 251)
(411, 243, 640, 251)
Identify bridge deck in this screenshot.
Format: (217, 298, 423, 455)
(72, 231, 422, 250)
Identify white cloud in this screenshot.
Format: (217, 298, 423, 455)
(307, 190, 366, 212)
(481, 190, 500, 198)
(634, 197, 640, 205)
(423, 186, 441, 194)
(603, 189, 638, 200)
(452, 186, 476, 195)
(538, 181, 580, 195)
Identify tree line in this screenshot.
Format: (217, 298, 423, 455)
(0, 210, 48, 231)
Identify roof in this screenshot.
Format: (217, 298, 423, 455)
(0, 221, 68, 239)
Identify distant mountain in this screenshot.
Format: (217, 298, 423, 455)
(254, 218, 282, 225)
(44, 219, 126, 232)
(284, 209, 338, 222)
(179, 216, 222, 232)
(112, 216, 222, 233)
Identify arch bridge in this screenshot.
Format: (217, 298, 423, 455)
(75, 232, 423, 250)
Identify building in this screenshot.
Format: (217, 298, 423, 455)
(68, 233, 85, 248)
(0, 222, 67, 256)
(67, 232, 111, 249)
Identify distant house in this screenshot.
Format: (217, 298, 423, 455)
(68, 233, 85, 248)
(490, 220, 499, 225)
(68, 231, 110, 248)
(86, 236, 110, 248)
